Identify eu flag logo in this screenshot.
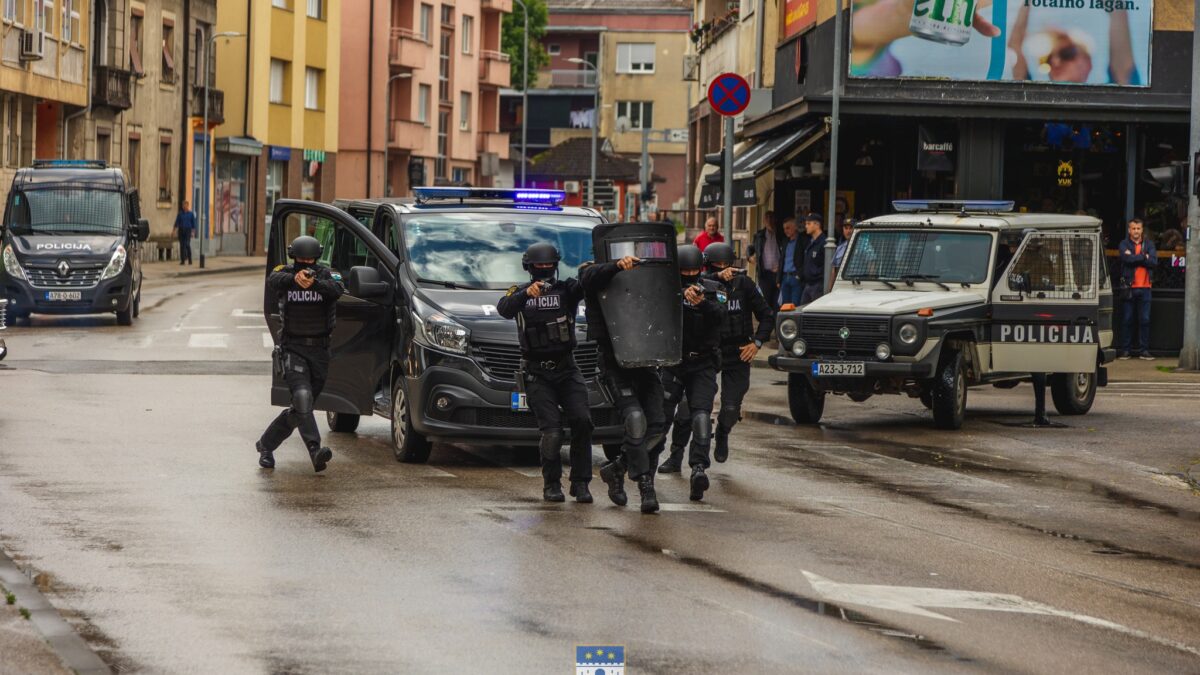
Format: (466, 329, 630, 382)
(576, 645, 625, 675)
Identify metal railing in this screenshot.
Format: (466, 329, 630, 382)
(546, 69, 596, 88)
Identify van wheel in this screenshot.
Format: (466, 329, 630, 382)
(1050, 371, 1096, 415)
(327, 411, 361, 433)
(116, 305, 133, 326)
(132, 288, 141, 318)
(931, 349, 967, 430)
(391, 378, 431, 463)
(787, 373, 825, 425)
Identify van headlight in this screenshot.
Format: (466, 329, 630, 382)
(2, 245, 25, 280)
(898, 322, 919, 345)
(778, 318, 798, 341)
(100, 245, 127, 280)
(411, 297, 470, 354)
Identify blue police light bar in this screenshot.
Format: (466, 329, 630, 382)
(413, 187, 566, 206)
(893, 199, 1015, 213)
(31, 159, 108, 169)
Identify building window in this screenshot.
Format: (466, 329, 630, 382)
(459, 92, 470, 131)
(452, 167, 470, 184)
(129, 11, 144, 76)
(306, 0, 323, 19)
(5, 98, 17, 168)
(3, 0, 18, 23)
(547, 44, 560, 55)
(616, 101, 653, 129)
(96, 128, 110, 165)
(305, 67, 321, 110)
(158, 133, 172, 202)
(128, 136, 140, 190)
(461, 15, 472, 54)
(417, 84, 430, 124)
(35, 0, 50, 34)
(616, 43, 655, 73)
(161, 20, 175, 84)
(61, 0, 77, 42)
(438, 33, 451, 103)
(193, 26, 206, 86)
(419, 3, 432, 41)
(269, 59, 287, 104)
(436, 111, 449, 179)
(266, 160, 285, 221)
(272, 0, 291, 9)
(440, 4, 453, 25)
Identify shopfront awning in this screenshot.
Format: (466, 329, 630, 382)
(696, 122, 824, 209)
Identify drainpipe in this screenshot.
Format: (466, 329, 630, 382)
(753, 0, 765, 88)
(243, 0, 251, 138)
(62, 0, 98, 158)
(366, 0, 374, 197)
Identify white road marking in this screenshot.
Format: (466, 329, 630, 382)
(231, 308, 263, 318)
(657, 503, 726, 513)
(262, 333, 274, 349)
(507, 466, 543, 478)
(188, 333, 229, 349)
(802, 571, 1200, 658)
(237, 325, 267, 329)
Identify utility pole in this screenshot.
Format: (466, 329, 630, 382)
(722, 115, 733, 241)
(822, 0, 846, 294)
(1180, 1, 1200, 369)
(641, 126, 650, 220)
(515, 0, 529, 188)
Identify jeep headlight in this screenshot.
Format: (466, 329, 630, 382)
(875, 343, 892, 361)
(2, 245, 25, 280)
(100, 245, 127, 281)
(778, 318, 798, 342)
(792, 339, 807, 357)
(898, 322, 919, 345)
(411, 297, 470, 354)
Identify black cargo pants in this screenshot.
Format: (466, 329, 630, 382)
(526, 357, 594, 485)
(653, 355, 719, 470)
(598, 356, 665, 480)
(259, 344, 330, 452)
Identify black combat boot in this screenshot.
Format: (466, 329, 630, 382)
(308, 444, 333, 473)
(713, 430, 730, 463)
(599, 460, 628, 506)
(689, 466, 710, 501)
(544, 482, 565, 502)
(637, 474, 660, 513)
(569, 481, 593, 503)
(657, 445, 685, 474)
(257, 441, 275, 469)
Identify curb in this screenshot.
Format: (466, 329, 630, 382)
(149, 264, 264, 280)
(0, 550, 111, 675)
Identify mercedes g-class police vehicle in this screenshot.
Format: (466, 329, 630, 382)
(1, 160, 149, 325)
(265, 188, 622, 462)
(770, 200, 1114, 430)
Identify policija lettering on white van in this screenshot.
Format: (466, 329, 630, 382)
(991, 323, 1097, 344)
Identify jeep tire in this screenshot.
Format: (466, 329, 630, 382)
(931, 349, 967, 430)
(1050, 371, 1096, 416)
(391, 378, 432, 463)
(788, 373, 825, 425)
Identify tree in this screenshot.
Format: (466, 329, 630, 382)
(502, 0, 550, 92)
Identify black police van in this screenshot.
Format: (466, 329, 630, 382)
(265, 188, 623, 462)
(1, 160, 149, 325)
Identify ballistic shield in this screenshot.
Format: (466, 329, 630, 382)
(591, 222, 681, 368)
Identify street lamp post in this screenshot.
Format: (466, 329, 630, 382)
(567, 57, 598, 205)
(200, 31, 244, 269)
(514, 0, 529, 187)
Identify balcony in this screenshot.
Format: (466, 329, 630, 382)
(545, 69, 596, 89)
(389, 119, 428, 153)
(478, 50, 511, 89)
(480, 0, 513, 12)
(194, 87, 225, 125)
(390, 28, 431, 70)
(476, 131, 509, 159)
(92, 65, 133, 111)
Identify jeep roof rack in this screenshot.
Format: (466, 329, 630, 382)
(892, 199, 1015, 214)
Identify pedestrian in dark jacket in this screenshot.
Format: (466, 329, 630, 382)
(172, 201, 196, 265)
(1117, 217, 1156, 360)
(747, 211, 784, 311)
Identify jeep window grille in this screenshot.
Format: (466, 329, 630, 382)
(842, 230, 992, 285)
(10, 188, 125, 236)
(1005, 233, 1098, 300)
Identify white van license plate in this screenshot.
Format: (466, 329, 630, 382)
(510, 392, 529, 411)
(812, 362, 865, 377)
(45, 291, 82, 301)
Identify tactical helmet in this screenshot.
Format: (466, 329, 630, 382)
(287, 235, 323, 260)
(703, 243, 735, 268)
(677, 244, 704, 270)
(521, 243, 561, 271)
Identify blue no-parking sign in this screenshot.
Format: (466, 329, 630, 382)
(707, 73, 750, 117)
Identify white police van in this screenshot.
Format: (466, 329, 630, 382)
(769, 200, 1114, 429)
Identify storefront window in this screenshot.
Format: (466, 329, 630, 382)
(265, 160, 285, 225)
(215, 156, 247, 236)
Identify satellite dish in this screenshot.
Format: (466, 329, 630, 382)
(615, 116, 631, 133)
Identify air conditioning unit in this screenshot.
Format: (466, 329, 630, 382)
(20, 29, 44, 61)
(563, 180, 580, 194)
(683, 55, 700, 82)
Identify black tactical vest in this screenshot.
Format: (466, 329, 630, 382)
(516, 281, 578, 356)
(719, 277, 755, 345)
(681, 278, 724, 357)
(280, 266, 336, 338)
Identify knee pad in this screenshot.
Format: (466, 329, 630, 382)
(624, 409, 647, 441)
(291, 387, 314, 416)
(718, 403, 741, 429)
(540, 429, 564, 458)
(691, 411, 712, 445)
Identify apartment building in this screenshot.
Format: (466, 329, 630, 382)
(383, 0, 510, 196)
(215, 0, 340, 256)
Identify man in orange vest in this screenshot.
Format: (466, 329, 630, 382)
(1117, 218, 1157, 360)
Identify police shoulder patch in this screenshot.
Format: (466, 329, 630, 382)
(505, 285, 519, 297)
(330, 272, 343, 281)
(716, 291, 728, 304)
(273, 264, 286, 272)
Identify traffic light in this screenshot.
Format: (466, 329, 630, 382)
(1144, 162, 1188, 198)
(644, 180, 656, 201)
(704, 151, 724, 185)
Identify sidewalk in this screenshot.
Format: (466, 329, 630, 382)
(141, 256, 265, 283)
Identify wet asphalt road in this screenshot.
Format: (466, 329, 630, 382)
(1, 270, 1199, 674)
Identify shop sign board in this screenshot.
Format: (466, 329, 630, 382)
(782, 0, 817, 40)
(850, 0, 1153, 87)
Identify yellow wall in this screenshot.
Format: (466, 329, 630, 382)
(601, 31, 690, 156)
(0, 0, 89, 106)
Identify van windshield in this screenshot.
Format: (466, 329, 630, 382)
(401, 212, 600, 290)
(9, 188, 125, 236)
(843, 230, 993, 285)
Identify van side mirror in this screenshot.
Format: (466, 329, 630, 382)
(135, 218, 150, 242)
(347, 266, 388, 298)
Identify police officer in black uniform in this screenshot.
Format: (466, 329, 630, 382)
(580, 254, 664, 513)
(650, 244, 725, 502)
(496, 243, 594, 503)
(256, 235, 345, 472)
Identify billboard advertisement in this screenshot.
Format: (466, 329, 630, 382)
(782, 0, 817, 40)
(850, 0, 1153, 86)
